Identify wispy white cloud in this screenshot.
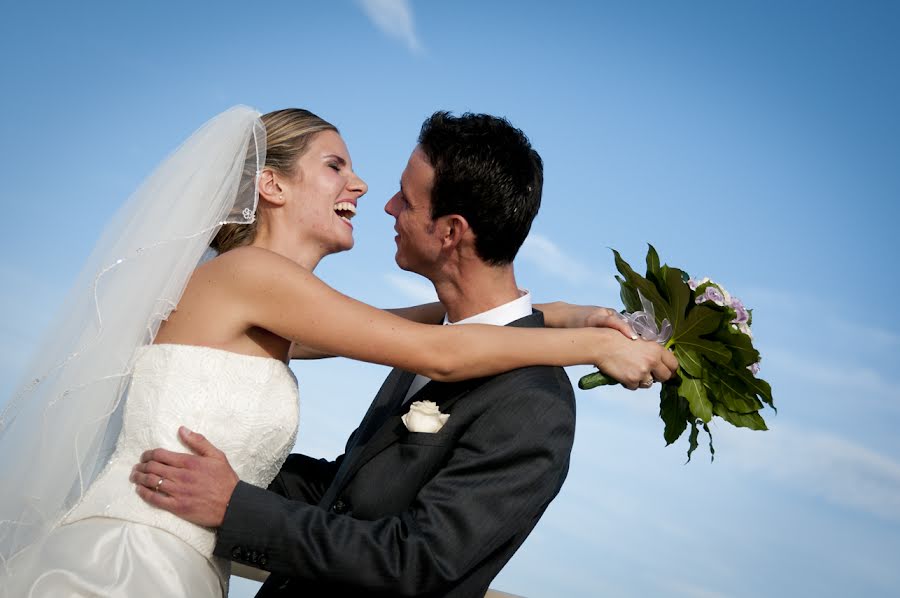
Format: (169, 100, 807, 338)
(664, 581, 731, 598)
(726, 423, 900, 523)
(764, 347, 897, 406)
(519, 233, 600, 286)
(357, 0, 423, 54)
(384, 272, 438, 303)
(744, 285, 900, 350)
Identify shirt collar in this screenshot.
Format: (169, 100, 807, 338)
(444, 290, 532, 326)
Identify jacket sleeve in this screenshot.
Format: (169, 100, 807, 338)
(215, 369, 575, 596)
(265, 453, 344, 504)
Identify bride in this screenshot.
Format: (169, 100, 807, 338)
(0, 106, 671, 597)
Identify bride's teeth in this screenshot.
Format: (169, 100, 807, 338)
(333, 202, 356, 221)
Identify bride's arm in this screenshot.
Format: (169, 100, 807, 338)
(290, 302, 445, 360)
(290, 301, 633, 359)
(378, 300, 631, 332)
(226, 248, 676, 388)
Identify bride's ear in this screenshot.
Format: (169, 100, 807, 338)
(258, 168, 286, 207)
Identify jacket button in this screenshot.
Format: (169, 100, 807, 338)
(331, 498, 349, 514)
(259, 554, 268, 567)
(231, 546, 243, 560)
(249, 550, 259, 563)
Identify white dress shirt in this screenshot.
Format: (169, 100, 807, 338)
(403, 290, 533, 403)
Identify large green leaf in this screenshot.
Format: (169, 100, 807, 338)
(613, 250, 677, 325)
(663, 266, 691, 332)
(685, 420, 714, 463)
(673, 346, 703, 378)
(686, 420, 701, 462)
(675, 304, 720, 341)
(713, 324, 760, 369)
(706, 367, 764, 414)
(659, 384, 690, 445)
(713, 403, 768, 430)
(733, 366, 775, 410)
(678, 375, 712, 423)
(616, 275, 641, 313)
(672, 304, 729, 367)
(680, 337, 732, 365)
(702, 421, 715, 462)
(646, 244, 661, 277)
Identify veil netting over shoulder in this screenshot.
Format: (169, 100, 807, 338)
(0, 105, 266, 579)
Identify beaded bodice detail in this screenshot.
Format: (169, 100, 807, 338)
(63, 344, 300, 573)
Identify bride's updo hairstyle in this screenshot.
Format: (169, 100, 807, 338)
(211, 108, 338, 253)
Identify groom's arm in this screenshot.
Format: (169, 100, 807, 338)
(266, 427, 360, 502)
(265, 453, 344, 504)
(214, 369, 575, 595)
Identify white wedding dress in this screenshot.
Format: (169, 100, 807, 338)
(5, 343, 300, 597)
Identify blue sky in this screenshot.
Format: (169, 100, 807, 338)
(2, 1, 899, 596)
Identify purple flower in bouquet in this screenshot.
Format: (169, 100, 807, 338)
(687, 276, 709, 290)
(696, 285, 727, 306)
(730, 297, 749, 324)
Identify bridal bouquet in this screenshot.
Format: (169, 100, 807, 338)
(579, 245, 774, 461)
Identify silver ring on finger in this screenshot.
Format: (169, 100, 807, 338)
(155, 478, 165, 493)
(640, 378, 653, 389)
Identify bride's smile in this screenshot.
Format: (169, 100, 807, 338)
(254, 129, 368, 270)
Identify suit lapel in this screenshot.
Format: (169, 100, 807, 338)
(331, 375, 487, 494)
(323, 368, 414, 505)
(348, 368, 415, 451)
(326, 310, 546, 500)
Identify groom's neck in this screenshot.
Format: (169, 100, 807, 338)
(432, 262, 521, 323)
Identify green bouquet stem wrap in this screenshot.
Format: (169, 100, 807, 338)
(577, 371, 616, 389)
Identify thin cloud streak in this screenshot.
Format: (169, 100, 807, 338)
(384, 272, 438, 303)
(728, 423, 900, 523)
(765, 346, 896, 403)
(519, 233, 597, 285)
(357, 0, 423, 54)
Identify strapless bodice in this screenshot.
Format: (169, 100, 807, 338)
(62, 344, 300, 581)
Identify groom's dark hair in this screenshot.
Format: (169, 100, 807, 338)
(417, 111, 543, 265)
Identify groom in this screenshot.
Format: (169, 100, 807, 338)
(136, 111, 677, 596)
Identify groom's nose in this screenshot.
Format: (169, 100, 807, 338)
(385, 192, 400, 217)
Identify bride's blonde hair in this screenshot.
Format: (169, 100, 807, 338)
(211, 108, 338, 253)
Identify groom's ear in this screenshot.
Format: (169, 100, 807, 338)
(441, 214, 471, 252)
(258, 168, 286, 206)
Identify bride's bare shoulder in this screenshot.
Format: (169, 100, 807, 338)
(194, 247, 312, 294)
(202, 246, 298, 274)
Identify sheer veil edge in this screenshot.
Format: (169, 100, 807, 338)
(0, 105, 266, 581)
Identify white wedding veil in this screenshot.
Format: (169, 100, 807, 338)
(0, 106, 266, 575)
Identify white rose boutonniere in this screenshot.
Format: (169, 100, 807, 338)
(401, 400, 450, 433)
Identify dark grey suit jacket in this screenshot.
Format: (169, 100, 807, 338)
(214, 312, 576, 597)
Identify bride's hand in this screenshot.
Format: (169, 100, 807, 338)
(538, 301, 636, 339)
(591, 329, 679, 390)
(132, 426, 239, 528)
